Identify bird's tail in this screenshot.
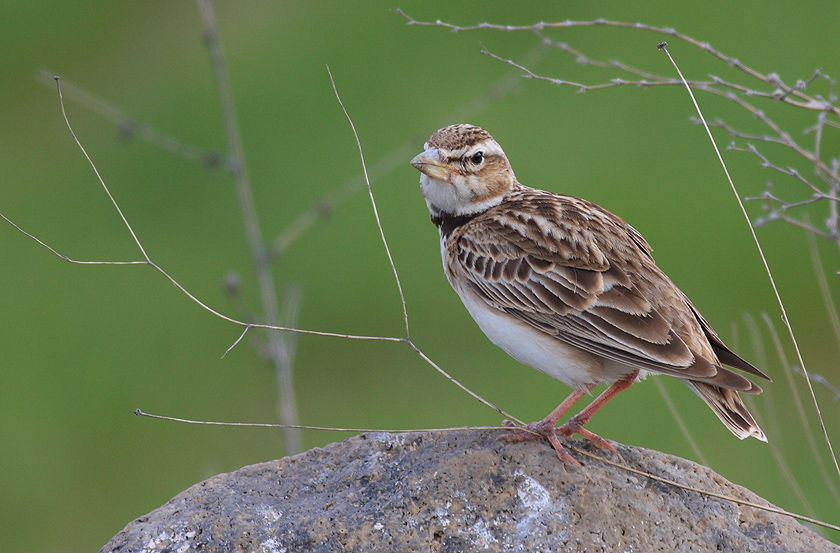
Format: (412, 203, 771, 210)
(683, 381, 767, 442)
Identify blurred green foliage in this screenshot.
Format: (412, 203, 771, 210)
(2, 1, 839, 550)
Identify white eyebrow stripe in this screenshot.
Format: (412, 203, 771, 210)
(439, 140, 505, 162)
(466, 141, 504, 158)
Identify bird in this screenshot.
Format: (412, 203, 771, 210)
(409, 124, 769, 466)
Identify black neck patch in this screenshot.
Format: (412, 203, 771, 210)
(431, 211, 480, 237)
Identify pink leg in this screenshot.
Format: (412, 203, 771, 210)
(505, 370, 639, 466)
(504, 383, 596, 468)
(557, 369, 639, 455)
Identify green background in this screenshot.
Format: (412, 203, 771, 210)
(2, 1, 840, 550)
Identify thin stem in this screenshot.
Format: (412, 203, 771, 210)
(270, 45, 545, 259)
(326, 65, 410, 340)
(55, 77, 150, 262)
(660, 43, 840, 489)
(135, 409, 504, 433)
(196, 0, 300, 454)
(760, 313, 840, 505)
(652, 377, 708, 465)
(567, 445, 840, 532)
(134, 406, 840, 532)
(740, 316, 817, 518)
(807, 226, 840, 350)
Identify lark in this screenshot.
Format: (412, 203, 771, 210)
(410, 124, 769, 466)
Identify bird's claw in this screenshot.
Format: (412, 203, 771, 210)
(501, 420, 583, 469)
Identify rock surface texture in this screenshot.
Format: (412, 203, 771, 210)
(101, 430, 838, 552)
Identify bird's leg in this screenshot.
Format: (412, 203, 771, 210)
(557, 369, 639, 459)
(503, 383, 596, 467)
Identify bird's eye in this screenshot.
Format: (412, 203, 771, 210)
(470, 151, 484, 165)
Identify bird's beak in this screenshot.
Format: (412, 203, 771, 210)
(410, 149, 452, 183)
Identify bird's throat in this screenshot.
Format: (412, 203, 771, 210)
(431, 211, 480, 238)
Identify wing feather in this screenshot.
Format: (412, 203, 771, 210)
(450, 190, 763, 391)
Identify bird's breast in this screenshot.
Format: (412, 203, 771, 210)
(440, 245, 637, 390)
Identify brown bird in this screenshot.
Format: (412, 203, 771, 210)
(410, 124, 769, 466)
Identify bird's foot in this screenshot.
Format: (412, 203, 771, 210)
(502, 419, 582, 468)
(557, 415, 624, 464)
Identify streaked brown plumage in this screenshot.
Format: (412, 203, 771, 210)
(410, 124, 769, 466)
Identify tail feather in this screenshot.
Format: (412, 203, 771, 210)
(683, 380, 767, 442)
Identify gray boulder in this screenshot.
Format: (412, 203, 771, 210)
(100, 429, 838, 552)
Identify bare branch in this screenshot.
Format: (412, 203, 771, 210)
(789, 366, 840, 402)
(660, 42, 840, 493)
(400, 11, 840, 252)
(135, 408, 505, 433)
(4, 79, 408, 347)
(36, 69, 232, 171)
(9, 65, 524, 446)
(481, 45, 692, 92)
(0, 211, 147, 266)
(752, 212, 832, 237)
(327, 66, 410, 340)
(54, 76, 151, 261)
(536, 32, 662, 80)
(397, 10, 839, 115)
(2, 206, 406, 343)
(136, 406, 840, 532)
(518, 37, 819, 105)
(223, 326, 252, 359)
(196, 0, 303, 454)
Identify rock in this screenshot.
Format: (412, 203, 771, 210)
(100, 429, 838, 552)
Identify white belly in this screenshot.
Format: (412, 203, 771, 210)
(438, 234, 640, 390)
(454, 280, 640, 391)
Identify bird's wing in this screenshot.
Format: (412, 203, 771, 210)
(453, 194, 761, 393)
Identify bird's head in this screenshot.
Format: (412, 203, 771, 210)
(410, 124, 516, 218)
